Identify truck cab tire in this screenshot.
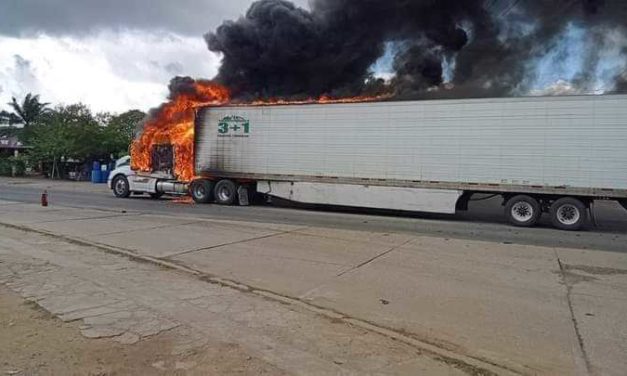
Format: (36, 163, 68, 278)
(550, 197, 587, 231)
(214, 180, 237, 205)
(504, 195, 541, 227)
(190, 180, 214, 204)
(112, 175, 131, 198)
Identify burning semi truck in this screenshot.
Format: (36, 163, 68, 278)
(108, 93, 627, 231)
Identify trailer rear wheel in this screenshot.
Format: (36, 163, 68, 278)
(214, 180, 237, 205)
(190, 180, 214, 204)
(550, 197, 587, 231)
(504, 195, 541, 227)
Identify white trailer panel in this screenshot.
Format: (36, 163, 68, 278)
(195, 95, 627, 194)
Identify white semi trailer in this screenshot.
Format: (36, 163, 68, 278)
(109, 94, 627, 230)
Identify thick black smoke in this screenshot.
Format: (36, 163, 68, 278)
(206, 0, 627, 100)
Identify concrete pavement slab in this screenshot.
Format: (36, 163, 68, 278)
(301, 236, 581, 375)
(1, 197, 626, 374)
(30, 213, 197, 237)
(0, 200, 21, 205)
(556, 247, 627, 301)
(86, 219, 288, 258)
(0, 203, 125, 225)
(565, 266, 627, 301)
(192, 217, 305, 233)
(0, 226, 473, 376)
(294, 226, 414, 247)
(553, 248, 627, 376)
(556, 247, 627, 270)
(570, 293, 627, 376)
(171, 231, 413, 296)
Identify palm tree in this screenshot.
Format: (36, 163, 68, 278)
(7, 93, 50, 128)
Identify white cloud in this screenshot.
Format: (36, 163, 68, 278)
(0, 30, 221, 113)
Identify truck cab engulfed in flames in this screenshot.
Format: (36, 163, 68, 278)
(107, 145, 189, 200)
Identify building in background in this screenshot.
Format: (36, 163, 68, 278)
(0, 135, 28, 176)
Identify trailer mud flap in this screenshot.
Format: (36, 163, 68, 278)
(238, 185, 250, 206)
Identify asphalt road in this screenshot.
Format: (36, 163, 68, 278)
(0, 182, 626, 252)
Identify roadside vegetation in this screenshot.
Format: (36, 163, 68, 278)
(0, 93, 145, 179)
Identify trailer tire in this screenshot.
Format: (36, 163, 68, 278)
(550, 197, 587, 231)
(504, 195, 541, 227)
(619, 200, 627, 212)
(190, 180, 214, 204)
(214, 180, 237, 205)
(112, 175, 131, 198)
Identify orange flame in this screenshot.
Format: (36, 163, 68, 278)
(171, 196, 195, 205)
(131, 81, 230, 182)
(247, 93, 392, 106)
(131, 81, 390, 182)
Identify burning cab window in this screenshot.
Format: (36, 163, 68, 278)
(151, 144, 175, 175)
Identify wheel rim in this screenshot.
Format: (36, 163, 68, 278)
(557, 204, 580, 225)
(511, 201, 534, 222)
(193, 185, 206, 199)
(217, 186, 232, 202)
(114, 179, 126, 195)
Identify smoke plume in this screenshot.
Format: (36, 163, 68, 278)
(206, 0, 627, 100)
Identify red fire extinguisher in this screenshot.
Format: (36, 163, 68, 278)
(41, 190, 48, 207)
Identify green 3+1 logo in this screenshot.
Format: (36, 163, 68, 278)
(218, 116, 250, 134)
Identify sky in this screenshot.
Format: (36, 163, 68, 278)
(2, 1, 625, 114)
(0, 0, 308, 113)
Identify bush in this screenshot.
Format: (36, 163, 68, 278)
(0, 157, 11, 176)
(0, 155, 28, 176)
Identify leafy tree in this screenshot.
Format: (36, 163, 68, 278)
(0, 154, 28, 177)
(29, 104, 101, 178)
(28, 104, 143, 178)
(7, 93, 50, 128)
(102, 110, 146, 157)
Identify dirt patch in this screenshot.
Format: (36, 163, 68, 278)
(564, 264, 627, 276)
(0, 285, 286, 376)
(560, 270, 598, 285)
